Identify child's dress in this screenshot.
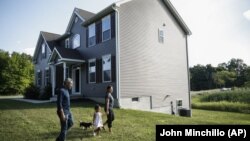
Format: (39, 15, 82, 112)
(93, 112, 103, 129)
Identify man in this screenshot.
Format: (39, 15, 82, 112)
(56, 78, 74, 141)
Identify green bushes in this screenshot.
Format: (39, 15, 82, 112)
(39, 84, 52, 100)
(192, 89, 250, 114)
(23, 84, 40, 100)
(200, 89, 250, 103)
(24, 83, 52, 100)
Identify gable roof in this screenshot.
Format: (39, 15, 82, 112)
(33, 31, 61, 62)
(162, 0, 191, 35)
(48, 47, 85, 64)
(41, 31, 61, 50)
(83, 0, 191, 35)
(76, 8, 95, 21)
(65, 8, 95, 32)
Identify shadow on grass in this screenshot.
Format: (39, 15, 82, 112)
(0, 99, 102, 111)
(39, 126, 94, 141)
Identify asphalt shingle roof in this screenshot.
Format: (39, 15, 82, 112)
(75, 8, 95, 21)
(55, 47, 84, 60)
(41, 31, 61, 50)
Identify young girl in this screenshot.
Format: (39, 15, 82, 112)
(93, 104, 104, 136)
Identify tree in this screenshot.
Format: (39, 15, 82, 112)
(244, 67, 250, 87)
(0, 50, 34, 95)
(213, 71, 236, 88)
(227, 58, 248, 87)
(0, 50, 10, 93)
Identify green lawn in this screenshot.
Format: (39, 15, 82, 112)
(0, 99, 250, 141)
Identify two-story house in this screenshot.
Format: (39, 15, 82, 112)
(33, 0, 192, 115)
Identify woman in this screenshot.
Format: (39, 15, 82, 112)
(104, 85, 115, 133)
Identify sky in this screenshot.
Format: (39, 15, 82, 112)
(0, 0, 249, 67)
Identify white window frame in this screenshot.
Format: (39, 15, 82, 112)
(72, 34, 80, 49)
(88, 59, 96, 83)
(88, 23, 96, 47)
(158, 28, 165, 43)
(102, 54, 112, 83)
(102, 15, 111, 42)
(65, 38, 70, 48)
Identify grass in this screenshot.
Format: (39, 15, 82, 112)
(192, 89, 250, 113)
(0, 99, 250, 141)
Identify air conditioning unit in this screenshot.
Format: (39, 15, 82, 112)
(179, 108, 191, 117)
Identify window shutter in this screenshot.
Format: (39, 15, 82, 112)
(96, 59, 102, 83)
(96, 21, 102, 44)
(86, 28, 89, 47)
(111, 12, 116, 38)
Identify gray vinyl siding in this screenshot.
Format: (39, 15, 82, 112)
(119, 0, 190, 109)
(34, 40, 52, 89)
(67, 14, 117, 98)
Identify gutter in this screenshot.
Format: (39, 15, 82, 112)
(186, 35, 192, 117)
(112, 4, 121, 108)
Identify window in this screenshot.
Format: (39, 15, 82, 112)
(45, 68, 50, 86)
(102, 15, 111, 41)
(102, 54, 111, 82)
(42, 43, 46, 58)
(88, 23, 96, 47)
(75, 17, 78, 23)
(158, 28, 165, 43)
(65, 38, 70, 48)
(176, 100, 182, 107)
(88, 59, 96, 83)
(37, 70, 42, 86)
(132, 97, 139, 102)
(72, 34, 80, 49)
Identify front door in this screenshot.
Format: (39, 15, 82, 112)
(72, 67, 81, 95)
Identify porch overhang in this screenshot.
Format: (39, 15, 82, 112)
(48, 47, 85, 65)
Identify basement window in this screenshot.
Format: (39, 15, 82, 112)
(132, 97, 139, 102)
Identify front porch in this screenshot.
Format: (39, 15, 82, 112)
(48, 47, 85, 97)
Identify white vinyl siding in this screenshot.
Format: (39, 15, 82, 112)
(119, 0, 189, 109)
(72, 34, 80, 49)
(88, 23, 96, 47)
(88, 59, 96, 83)
(102, 54, 112, 82)
(102, 15, 111, 42)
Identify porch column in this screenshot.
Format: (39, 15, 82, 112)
(52, 65, 56, 97)
(63, 62, 66, 81)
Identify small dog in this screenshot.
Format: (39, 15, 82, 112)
(79, 121, 93, 130)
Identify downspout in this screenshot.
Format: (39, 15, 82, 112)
(186, 35, 192, 117)
(112, 4, 121, 108)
